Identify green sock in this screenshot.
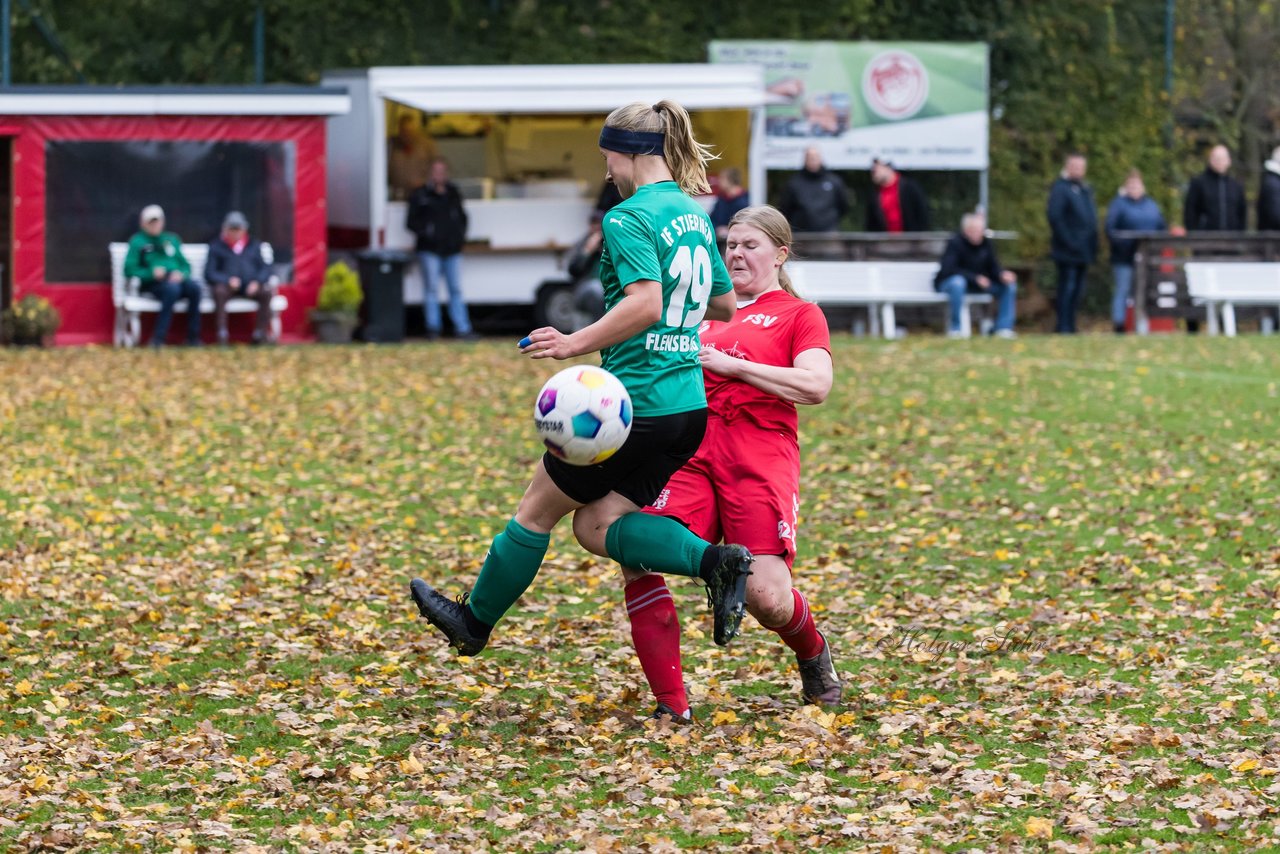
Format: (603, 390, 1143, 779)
(605, 512, 709, 578)
(467, 518, 551, 626)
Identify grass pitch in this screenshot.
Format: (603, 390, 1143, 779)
(1, 335, 1278, 851)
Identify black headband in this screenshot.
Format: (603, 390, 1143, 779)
(599, 125, 666, 156)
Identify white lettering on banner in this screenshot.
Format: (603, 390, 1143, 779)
(743, 313, 778, 328)
(645, 332, 699, 353)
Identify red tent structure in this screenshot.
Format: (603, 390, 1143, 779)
(0, 86, 350, 345)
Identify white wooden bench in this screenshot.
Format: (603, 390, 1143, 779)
(1185, 262, 1280, 336)
(108, 242, 289, 347)
(789, 260, 993, 338)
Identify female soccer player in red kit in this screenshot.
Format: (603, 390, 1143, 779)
(621, 205, 843, 719)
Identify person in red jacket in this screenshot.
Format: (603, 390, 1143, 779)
(620, 204, 842, 721)
(867, 157, 931, 233)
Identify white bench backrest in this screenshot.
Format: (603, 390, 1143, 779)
(1185, 262, 1280, 299)
(873, 262, 942, 295)
(790, 260, 940, 303)
(790, 262, 877, 302)
(109, 241, 276, 306)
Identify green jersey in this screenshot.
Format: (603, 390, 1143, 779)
(123, 230, 190, 282)
(598, 182, 732, 416)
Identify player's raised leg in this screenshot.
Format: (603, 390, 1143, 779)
(410, 460, 580, 655)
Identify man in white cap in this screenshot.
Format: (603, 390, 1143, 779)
(206, 210, 275, 344)
(123, 204, 202, 347)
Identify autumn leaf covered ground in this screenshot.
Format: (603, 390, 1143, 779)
(1, 335, 1279, 853)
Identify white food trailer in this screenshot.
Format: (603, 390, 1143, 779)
(322, 64, 767, 328)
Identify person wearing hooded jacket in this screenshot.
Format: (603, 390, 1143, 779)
(1105, 170, 1167, 334)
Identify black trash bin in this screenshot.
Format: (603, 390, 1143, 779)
(355, 249, 410, 343)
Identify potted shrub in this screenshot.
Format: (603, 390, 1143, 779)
(311, 261, 363, 343)
(2, 294, 61, 347)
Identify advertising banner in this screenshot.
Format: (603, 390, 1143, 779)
(709, 41, 988, 171)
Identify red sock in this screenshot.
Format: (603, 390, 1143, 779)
(624, 574, 688, 716)
(768, 588, 826, 661)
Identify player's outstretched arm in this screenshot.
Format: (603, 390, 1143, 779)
(520, 279, 662, 360)
(700, 346, 832, 405)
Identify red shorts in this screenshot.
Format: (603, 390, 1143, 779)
(645, 415, 801, 569)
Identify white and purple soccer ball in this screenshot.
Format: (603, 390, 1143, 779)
(533, 365, 633, 465)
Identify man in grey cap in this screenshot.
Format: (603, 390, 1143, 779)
(123, 204, 202, 347)
(206, 211, 275, 344)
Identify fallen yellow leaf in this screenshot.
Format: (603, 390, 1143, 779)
(1025, 816, 1054, 839)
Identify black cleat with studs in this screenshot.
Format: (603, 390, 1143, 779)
(409, 579, 487, 656)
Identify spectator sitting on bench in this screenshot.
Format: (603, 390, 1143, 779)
(207, 211, 274, 345)
(124, 204, 202, 348)
(935, 211, 1018, 339)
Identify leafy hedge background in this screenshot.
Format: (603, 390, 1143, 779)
(10, 0, 1279, 277)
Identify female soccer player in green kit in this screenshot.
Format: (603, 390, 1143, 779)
(410, 100, 756, 655)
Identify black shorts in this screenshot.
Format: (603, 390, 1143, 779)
(544, 408, 708, 507)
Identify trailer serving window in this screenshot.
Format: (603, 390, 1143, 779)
(384, 105, 752, 207)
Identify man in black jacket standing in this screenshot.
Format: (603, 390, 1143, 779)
(779, 147, 850, 233)
(935, 211, 1017, 338)
(407, 158, 475, 341)
(867, 157, 931, 233)
(1047, 153, 1098, 334)
(1185, 145, 1246, 232)
(206, 211, 275, 345)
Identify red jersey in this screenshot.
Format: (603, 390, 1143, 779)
(698, 288, 831, 439)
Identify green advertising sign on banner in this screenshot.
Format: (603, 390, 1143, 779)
(709, 41, 989, 171)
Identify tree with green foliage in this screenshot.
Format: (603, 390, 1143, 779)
(9, 0, 1274, 291)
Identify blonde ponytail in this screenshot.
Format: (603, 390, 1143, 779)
(652, 100, 716, 195)
(601, 100, 717, 196)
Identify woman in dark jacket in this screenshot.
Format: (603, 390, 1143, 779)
(1105, 170, 1166, 334)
